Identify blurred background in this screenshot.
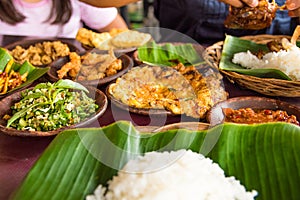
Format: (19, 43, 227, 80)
(119, 0, 159, 29)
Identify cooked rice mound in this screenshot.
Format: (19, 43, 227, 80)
(232, 40, 300, 81)
(86, 150, 257, 200)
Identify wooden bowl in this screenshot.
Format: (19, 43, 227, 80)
(0, 86, 108, 136)
(4, 38, 80, 67)
(47, 54, 133, 86)
(207, 96, 300, 126)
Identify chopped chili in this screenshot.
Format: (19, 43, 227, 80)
(223, 108, 300, 126)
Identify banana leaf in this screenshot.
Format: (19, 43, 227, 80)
(11, 121, 300, 200)
(0, 48, 49, 97)
(137, 41, 205, 66)
(220, 35, 296, 80)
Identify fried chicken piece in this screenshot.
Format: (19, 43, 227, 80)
(75, 28, 94, 47)
(57, 52, 81, 79)
(106, 59, 122, 76)
(76, 27, 112, 48)
(52, 41, 70, 57)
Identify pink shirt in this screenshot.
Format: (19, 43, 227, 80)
(0, 0, 118, 38)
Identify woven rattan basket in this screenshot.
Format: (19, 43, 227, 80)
(203, 34, 300, 97)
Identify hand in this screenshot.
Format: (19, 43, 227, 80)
(219, 0, 258, 8)
(286, 0, 300, 17)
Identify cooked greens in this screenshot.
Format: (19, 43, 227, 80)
(6, 80, 98, 131)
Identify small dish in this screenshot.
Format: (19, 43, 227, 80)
(0, 86, 108, 136)
(0, 61, 49, 99)
(207, 96, 300, 126)
(47, 53, 133, 86)
(4, 38, 80, 67)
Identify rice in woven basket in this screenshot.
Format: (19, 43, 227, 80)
(203, 33, 300, 97)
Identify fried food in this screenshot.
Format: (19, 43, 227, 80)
(224, 0, 285, 30)
(109, 28, 129, 37)
(108, 64, 228, 118)
(0, 69, 28, 95)
(57, 52, 81, 79)
(76, 27, 112, 49)
(110, 30, 152, 48)
(76, 28, 152, 50)
(57, 50, 123, 81)
(10, 41, 70, 65)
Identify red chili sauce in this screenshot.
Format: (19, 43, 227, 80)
(223, 108, 300, 126)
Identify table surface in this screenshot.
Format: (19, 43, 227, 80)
(0, 35, 299, 200)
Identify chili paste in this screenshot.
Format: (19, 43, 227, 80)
(223, 108, 300, 126)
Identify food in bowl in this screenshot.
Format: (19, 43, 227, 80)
(108, 63, 228, 118)
(9, 40, 71, 66)
(86, 150, 257, 200)
(57, 50, 123, 81)
(0, 47, 33, 95)
(223, 108, 300, 126)
(3, 80, 98, 131)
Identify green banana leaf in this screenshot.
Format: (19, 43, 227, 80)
(220, 35, 297, 80)
(137, 41, 205, 66)
(0, 48, 12, 70)
(12, 121, 300, 200)
(0, 48, 49, 97)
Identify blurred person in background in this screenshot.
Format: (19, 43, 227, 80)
(79, 0, 139, 8)
(154, 0, 300, 46)
(0, 0, 128, 38)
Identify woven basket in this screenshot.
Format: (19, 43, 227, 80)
(203, 34, 300, 97)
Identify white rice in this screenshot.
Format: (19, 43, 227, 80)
(86, 150, 257, 200)
(232, 44, 300, 81)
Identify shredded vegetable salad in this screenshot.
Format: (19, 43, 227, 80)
(5, 80, 98, 131)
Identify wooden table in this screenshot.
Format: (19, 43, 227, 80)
(0, 35, 299, 200)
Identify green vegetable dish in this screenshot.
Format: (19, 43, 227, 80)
(5, 80, 98, 131)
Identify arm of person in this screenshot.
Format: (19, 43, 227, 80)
(218, 0, 258, 8)
(98, 13, 128, 32)
(286, 0, 300, 17)
(79, 0, 139, 8)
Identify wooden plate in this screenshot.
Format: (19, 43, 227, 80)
(0, 86, 108, 136)
(47, 54, 133, 86)
(207, 96, 300, 126)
